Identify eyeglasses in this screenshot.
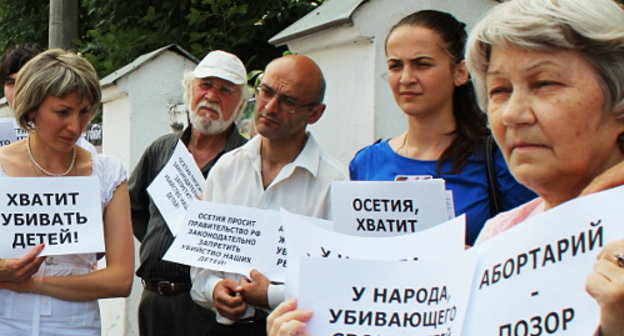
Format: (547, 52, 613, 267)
(254, 84, 318, 114)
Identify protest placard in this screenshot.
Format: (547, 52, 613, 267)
(163, 200, 286, 281)
(0, 176, 104, 258)
(394, 175, 455, 217)
(297, 251, 477, 336)
(15, 124, 28, 141)
(8, 118, 28, 141)
(331, 180, 451, 237)
(147, 140, 204, 234)
(463, 186, 624, 335)
(282, 210, 466, 297)
(0, 117, 16, 146)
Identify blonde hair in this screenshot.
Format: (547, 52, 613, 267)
(466, 0, 624, 119)
(14, 49, 101, 130)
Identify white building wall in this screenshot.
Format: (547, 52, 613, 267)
(99, 91, 139, 336)
(306, 40, 376, 165)
(100, 50, 196, 336)
(102, 92, 131, 170)
(110, 51, 196, 170)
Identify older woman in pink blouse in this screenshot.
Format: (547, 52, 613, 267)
(267, 0, 624, 335)
(467, 0, 624, 334)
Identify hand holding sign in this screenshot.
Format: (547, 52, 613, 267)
(239, 269, 271, 309)
(267, 299, 312, 336)
(463, 186, 624, 335)
(0, 244, 45, 282)
(585, 239, 624, 336)
(213, 277, 249, 321)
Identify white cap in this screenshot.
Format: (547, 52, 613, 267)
(192, 50, 247, 85)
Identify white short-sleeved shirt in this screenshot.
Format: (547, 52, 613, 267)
(0, 154, 126, 336)
(190, 133, 347, 324)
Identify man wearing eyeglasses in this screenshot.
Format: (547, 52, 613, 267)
(190, 54, 347, 335)
(129, 50, 250, 336)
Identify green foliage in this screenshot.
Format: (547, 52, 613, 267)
(77, 0, 194, 76)
(182, 0, 322, 76)
(0, 0, 623, 80)
(0, 0, 48, 52)
(0, 0, 322, 80)
(77, 0, 323, 78)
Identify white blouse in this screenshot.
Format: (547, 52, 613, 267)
(0, 154, 126, 336)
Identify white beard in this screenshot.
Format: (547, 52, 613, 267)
(189, 102, 235, 135)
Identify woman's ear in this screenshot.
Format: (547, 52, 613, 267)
(454, 60, 470, 86)
(27, 110, 36, 127)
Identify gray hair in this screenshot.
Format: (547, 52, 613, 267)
(466, 0, 624, 119)
(14, 49, 101, 130)
(182, 70, 250, 123)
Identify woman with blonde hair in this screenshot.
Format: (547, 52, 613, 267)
(0, 49, 133, 335)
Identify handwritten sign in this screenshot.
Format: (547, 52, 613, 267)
(282, 210, 466, 297)
(298, 251, 477, 335)
(0, 176, 104, 258)
(0, 117, 16, 146)
(147, 140, 204, 234)
(331, 180, 451, 237)
(164, 200, 287, 281)
(463, 186, 624, 335)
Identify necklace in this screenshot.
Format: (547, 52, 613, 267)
(26, 136, 76, 177)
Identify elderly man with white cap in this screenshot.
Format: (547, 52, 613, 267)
(129, 50, 250, 336)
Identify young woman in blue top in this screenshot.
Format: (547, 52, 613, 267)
(348, 10, 536, 246)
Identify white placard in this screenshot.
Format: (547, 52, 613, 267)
(283, 210, 466, 297)
(147, 140, 204, 234)
(446, 190, 455, 218)
(463, 186, 624, 334)
(288, 212, 333, 232)
(163, 200, 286, 281)
(331, 180, 450, 237)
(13, 119, 28, 141)
(298, 251, 477, 335)
(0, 117, 16, 146)
(0, 176, 104, 258)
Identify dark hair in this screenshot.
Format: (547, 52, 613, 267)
(386, 10, 489, 174)
(0, 44, 41, 84)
